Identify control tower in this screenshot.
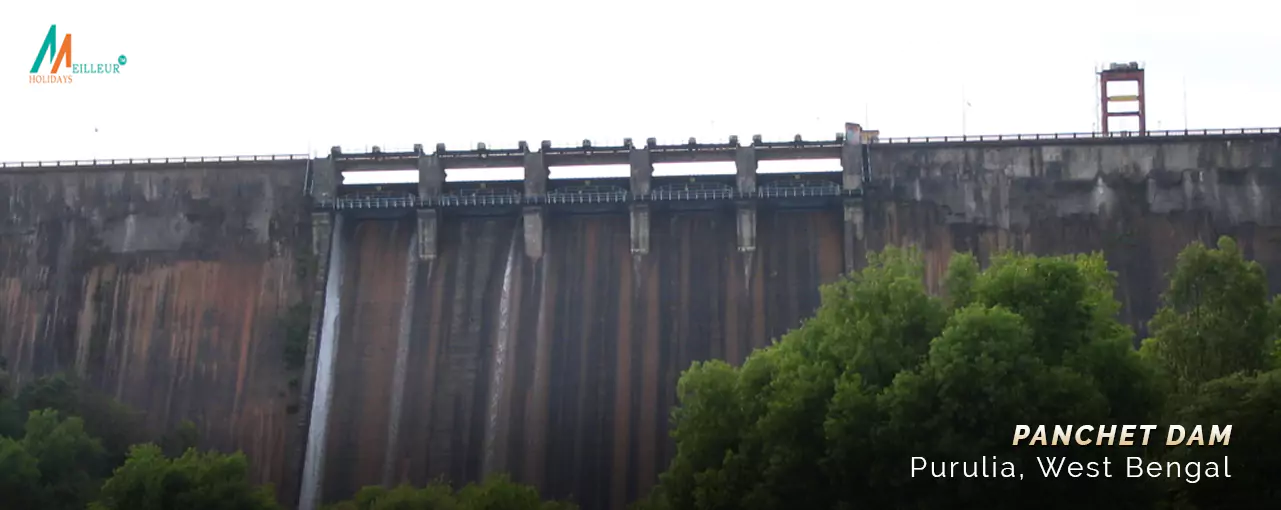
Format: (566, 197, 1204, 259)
(1099, 62, 1147, 135)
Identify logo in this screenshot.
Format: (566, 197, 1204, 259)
(29, 24, 127, 84)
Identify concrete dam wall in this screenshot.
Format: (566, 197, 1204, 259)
(2, 127, 1280, 510)
(0, 158, 314, 488)
(311, 207, 845, 509)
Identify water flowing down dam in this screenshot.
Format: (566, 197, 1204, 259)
(1, 126, 1280, 510)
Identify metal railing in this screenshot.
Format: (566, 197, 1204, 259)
(0, 153, 309, 168)
(314, 185, 865, 211)
(647, 183, 736, 201)
(757, 180, 843, 198)
(437, 193, 523, 207)
(5, 127, 1277, 169)
(874, 127, 1281, 145)
(545, 185, 630, 204)
(332, 195, 420, 210)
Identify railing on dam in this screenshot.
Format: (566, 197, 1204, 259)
(0, 154, 310, 169)
(875, 127, 1281, 144)
(319, 183, 862, 210)
(4, 127, 1278, 170)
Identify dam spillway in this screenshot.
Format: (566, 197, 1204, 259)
(1, 126, 1280, 510)
(309, 206, 847, 507)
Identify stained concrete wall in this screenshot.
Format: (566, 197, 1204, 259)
(0, 162, 314, 488)
(3, 133, 1280, 510)
(309, 134, 1281, 510)
(315, 208, 845, 509)
(866, 135, 1281, 331)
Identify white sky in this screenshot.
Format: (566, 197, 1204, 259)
(2, 0, 1279, 179)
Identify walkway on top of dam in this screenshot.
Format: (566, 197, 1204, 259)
(304, 126, 1281, 212)
(3, 126, 1278, 214)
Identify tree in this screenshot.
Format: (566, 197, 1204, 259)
(88, 444, 282, 510)
(16, 372, 145, 469)
(455, 474, 578, 510)
(1141, 237, 1276, 392)
(324, 474, 577, 510)
(0, 356, 22, 438)
(324, 483, 458, 510)
(1166, 369, 1281, 509)
(645, 249, 1163, 510)
(21, 409, 108, 509)
(0, 409, 108, 510)
(0, 436, 41, 508)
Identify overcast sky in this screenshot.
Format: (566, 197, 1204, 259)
(3, 0, 1279, 174)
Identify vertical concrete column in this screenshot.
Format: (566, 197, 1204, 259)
(735, 145, 757, 253)
(524, 147, 549, 198)
(417, 148, 446, 261)
(629, 204, 650, 255)
(629, 141, 653, 196)
(842, 200, 865, 274)
(735, 145, 757, 195)
(417, 209, 439, 261)
(736, 204, 757, 253)
(842, 123, 866, 190)
(523, 206, 545, 259)
(629, 141, 653, 255)
(418, 153, 446, 203)
(523, 146, 548, 259)
(310, 148, 340, 203)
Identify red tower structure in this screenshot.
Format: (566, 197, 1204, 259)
(1099, 62, 1146, 135)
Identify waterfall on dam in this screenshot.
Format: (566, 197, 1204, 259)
(299, 213, 346, 510)
(482, 228, 520, 475)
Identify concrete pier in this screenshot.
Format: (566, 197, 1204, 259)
(842, 200, 864, 274)
(416, 209, 438, 261)
(524, 148, 549, 259)
(630, 141, 653, 255)
(841, 123, 866, 273)
(629, 204, 650, 255)
(735, 145, 757, 253)
(311, 151, 339, 203)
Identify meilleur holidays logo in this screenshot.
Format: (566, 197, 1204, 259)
(28, 24, 127, 84)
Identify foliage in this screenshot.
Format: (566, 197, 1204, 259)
(16, 372, 146, 468)
(88, 443, 282, 510)
(324, 474, 578, 510)
(1165, 369, 1281, 509)
(0, 357, 22, 438)
(161, 420, 201, 458)
(1141, 237, 1276, 392)
(647, 248, 1172, 509)
(0, 409, 107, 510)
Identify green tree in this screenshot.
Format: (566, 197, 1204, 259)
(646, 249, 1162, 510)
(16, 372, 145, 468)
(89, 444, 282, 510)
(21, 409, 108, 509)
(0, 356, 22, 438)
(1141, 237, 1275, 392)
(0, 409, 109, 510)
(324, 475, 576, 510)
(456, 474, 578, 510)
(160, 420, 200, 458)
(324, 483, 458, 510)
(0, 436, 41, 508)
(1166, 369, 1281, 509)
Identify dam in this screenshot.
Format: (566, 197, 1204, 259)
(1, 125, 1279, 510)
